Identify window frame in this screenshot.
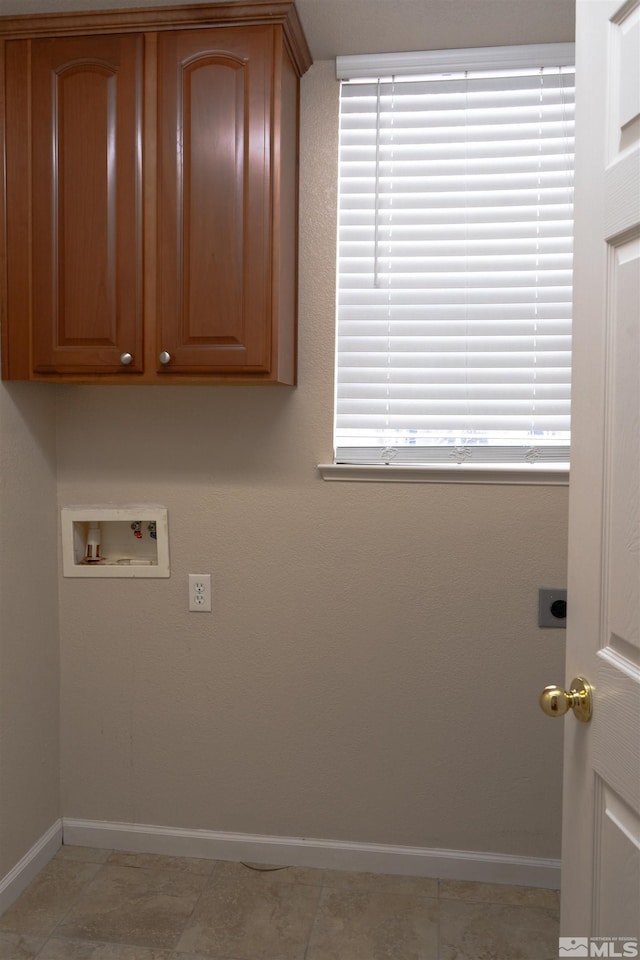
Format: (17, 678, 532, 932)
(324, 43, 574, 485)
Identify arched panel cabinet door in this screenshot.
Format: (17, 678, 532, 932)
(31, 34, 144, 374)
(156, 28, 273, 376)
(0, 3, 311, 384)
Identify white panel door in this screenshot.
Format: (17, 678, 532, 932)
(561, 0, 640, 947)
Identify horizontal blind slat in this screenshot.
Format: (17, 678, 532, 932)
(336, 56, 574, 463)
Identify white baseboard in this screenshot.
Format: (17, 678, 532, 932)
(62, 818, 560, 889)
(0, 820, 63, 915)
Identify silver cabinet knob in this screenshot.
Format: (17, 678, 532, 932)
(159, 351, 171, 365)
(120, 352, 133, 365)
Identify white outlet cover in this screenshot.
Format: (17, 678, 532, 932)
(188, 574, 212, 611)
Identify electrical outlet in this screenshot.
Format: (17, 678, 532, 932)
(189, 574, 211, 612)
(538, 587, 567, 628)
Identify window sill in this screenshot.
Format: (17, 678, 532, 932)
(318, 463, 569, 485)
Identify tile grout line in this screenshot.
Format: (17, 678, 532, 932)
(435, 886, 442, 960)
(170, 856, 231, 956)
(29, 853, 114, 958)
(34, 932, 172, 958)
(301, 877, 327, 960)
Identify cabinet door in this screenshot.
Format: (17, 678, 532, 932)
(31, 34, 143, 374)
(156, 27, 273, 374)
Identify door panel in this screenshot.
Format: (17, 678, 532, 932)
(594, 780, 640, 938)
(157, 27, 272, 374)
(563, 0, 640, 939)
(31, 34, 143, 373)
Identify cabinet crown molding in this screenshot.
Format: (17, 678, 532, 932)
(0, 1, 312, 76)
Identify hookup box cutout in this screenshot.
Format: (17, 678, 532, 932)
(61, 506, 170, 578)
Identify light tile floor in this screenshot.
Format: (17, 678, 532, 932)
(0, 846, 560, 960)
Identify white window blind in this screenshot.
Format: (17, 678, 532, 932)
(335, 45, 575, 466)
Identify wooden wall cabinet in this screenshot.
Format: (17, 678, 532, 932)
(0, 3, 311, 384)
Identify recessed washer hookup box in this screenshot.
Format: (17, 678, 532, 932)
(61, 506, 170, 578)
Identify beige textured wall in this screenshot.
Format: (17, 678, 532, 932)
(0, 384, 60, 878)
(55, 60, 568, 859)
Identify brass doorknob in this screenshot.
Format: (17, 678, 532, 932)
(540, 676, 593, 723)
